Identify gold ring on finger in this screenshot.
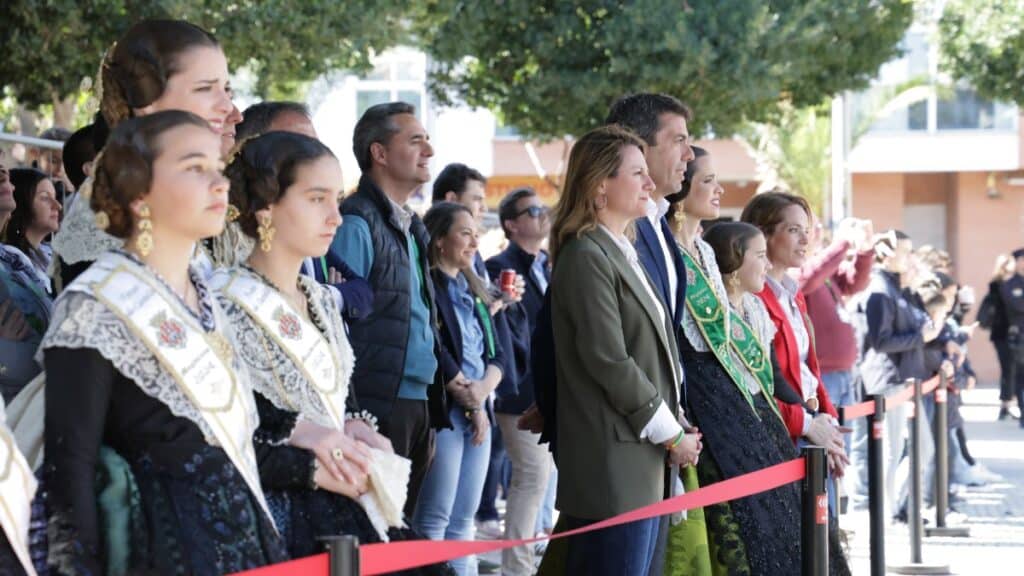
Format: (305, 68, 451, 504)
(332, 448, 344, 461)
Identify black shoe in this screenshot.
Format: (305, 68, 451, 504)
(999, 407, 1011, 421)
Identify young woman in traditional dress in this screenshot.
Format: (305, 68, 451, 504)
(213, 131, 451, 574)
(665, 147, 804, 576)
(42, 111, 286, 575)
(52, 19, 239, 286)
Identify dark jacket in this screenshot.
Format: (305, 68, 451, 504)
(635, 217, 688, 405)
(431, 268, 506, 390)
(857, 269, 928, 393)
(485, 243, 548, 415)
(311, 252, 374, 321)
(984, 280, 1009, 341)
(339, 175, 449, 429)
(998, 274, 1024, 347)
(634, 217, 687, 328)
(551, 228, 680, 519)
(533, 291, 557, 452)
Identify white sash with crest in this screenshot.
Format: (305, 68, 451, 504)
(218, 269, 411, 540)
(220, 272, 347, 428)
(0, 403, 37, 576)
(74, 256, 274, 528)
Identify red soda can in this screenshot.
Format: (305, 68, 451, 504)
(500, 269, 517, 296)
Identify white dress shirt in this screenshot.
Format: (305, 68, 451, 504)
(598, 225, 683, 446)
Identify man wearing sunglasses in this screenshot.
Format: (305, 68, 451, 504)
(484, 186, 553, 576)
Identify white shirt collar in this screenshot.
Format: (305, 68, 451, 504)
(598, 225, 639, 265)
(645, 197, 670, 225)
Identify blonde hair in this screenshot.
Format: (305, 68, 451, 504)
(992, 253, 1014, 282)
(549, 125, 645, 264)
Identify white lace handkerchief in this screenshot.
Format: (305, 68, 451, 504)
(358, 448, 412, 542)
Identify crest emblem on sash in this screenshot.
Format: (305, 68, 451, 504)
(732, 322, 745, 341)
(687, 267, 697, 285)
(273, 306, 302, 340)
(150, 312, 187, 349)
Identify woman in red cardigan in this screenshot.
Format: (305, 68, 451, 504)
(741, 191, 849, 478)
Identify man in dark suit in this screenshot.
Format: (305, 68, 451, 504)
(486, 187, 553, 575)
(606, 93, 694, 332)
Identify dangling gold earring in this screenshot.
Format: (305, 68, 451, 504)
(729, 272, 741, 291)
(135, 203, 153, 257)
(257, 213, 275, 253)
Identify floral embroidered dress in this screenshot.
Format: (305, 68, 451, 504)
(668, 238, 802, 576)
(213, 266, 451, 575)
(41, 251, 286, 575)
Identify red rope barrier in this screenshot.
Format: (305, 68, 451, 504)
(233, 377, 946, 575)
(841, 376, 941, 421)
(233, 458, 806, 576)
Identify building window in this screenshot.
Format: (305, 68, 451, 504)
(937, 88, 1016, 131)
(353, 50, 427, 119)
(356, 90, 391, 117)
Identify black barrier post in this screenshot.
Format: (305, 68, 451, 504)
(867, 394, 886, 576)
(889, 379, 950, 575)
(926, 372, 971, 538)
(802, 445, 828, 576)
(836, 406, 847, 517)
(321, 535, 359, 576)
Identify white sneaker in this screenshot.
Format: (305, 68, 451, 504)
(971, 464, 1004, 483)
(475, 519, 503, 540)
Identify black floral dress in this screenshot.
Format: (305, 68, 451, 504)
(41, 257, 287, 576)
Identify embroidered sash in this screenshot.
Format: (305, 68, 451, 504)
(681, 252, 757, 415)
(221, 272, 346, 428)
(0, 420, 37, 576)
(728, 309, 783, 422)
(81, 260, 274, 528)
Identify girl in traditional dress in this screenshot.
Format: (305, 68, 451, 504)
(42, 111, 286, 575)
(52, 19, 239, 285)
(213, 131, 451, 574)
(665, 147, 804, 576)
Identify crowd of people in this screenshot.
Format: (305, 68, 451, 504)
(0, 16, 1014, 576)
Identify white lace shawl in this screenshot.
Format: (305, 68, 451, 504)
(49, 180, 123, 265)
(212, 268, 355, 430)
(37, 252, 259, 445)
(679, 237, 730, 352)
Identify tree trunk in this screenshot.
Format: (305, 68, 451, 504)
(51, 93, 77, 129)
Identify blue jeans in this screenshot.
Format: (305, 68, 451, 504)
(822, 370, 856, 455)
(564, 515, 660, 576)
(413, 407, 491, 576)
(476, 419, 508, 522)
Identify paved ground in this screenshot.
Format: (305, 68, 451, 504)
(474, 386, 1024, 575)
(843, 386, 1024, 575)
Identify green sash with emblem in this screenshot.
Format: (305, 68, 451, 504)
(681, 252, 757, 415)
(727, 309, 783, 422)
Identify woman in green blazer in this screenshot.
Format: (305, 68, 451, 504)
(546, 125, 700, 576)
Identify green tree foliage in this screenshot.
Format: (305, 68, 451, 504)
(1, 0, 409, 126)
(939, 0, 1024, 104)
(421, 0, 914, 139)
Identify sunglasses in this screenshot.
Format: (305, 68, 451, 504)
(514, 205, 548, 219)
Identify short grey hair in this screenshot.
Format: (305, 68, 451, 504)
(352, 101, 416, 172)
